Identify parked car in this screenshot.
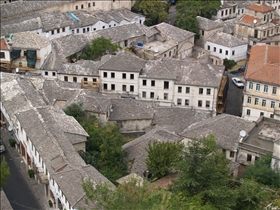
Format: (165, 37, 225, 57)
(0, 140, 5, 153)
(232, 77, 244, 88)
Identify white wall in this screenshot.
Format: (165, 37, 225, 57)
(0, 49, 11, 62)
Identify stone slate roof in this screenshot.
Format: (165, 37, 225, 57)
(11, 31, 50, 49)
(143, 59, 224, 87)
(179, 114, 256, 151)
(41, 32, 101, 70)
(152, 22, 195, 43)
(69, 10, 100, 29)
(0, 0, 71, 19)
(151, 107, 212, 134)
(207, 31, 247, 47)
(96, 22, 157, 43)
(109, 99, 154, 121)
(197, 16, 224, 31)
(40, 10, 72, 31)
(99, 51, 146, 72)
(122, 127, 182, 175)
(58, 60, 103, 76)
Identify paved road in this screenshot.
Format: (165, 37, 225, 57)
(1, 129, 45, 210)
(225, 73, 244, 116)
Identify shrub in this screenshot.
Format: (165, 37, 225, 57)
(48, 200, 53, 207)
(28, 169, 34, 178)
(8, 139, 16, 147)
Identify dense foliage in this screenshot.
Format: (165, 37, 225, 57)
(244, 153, 280, 188)
(146, 140, 184, 180)
(132, 0, 169, 26)
(223, 58, 237, 71)
(64, 103, 127, 183)
(0, 156, 10, 189)
(79, 37, 121, 61)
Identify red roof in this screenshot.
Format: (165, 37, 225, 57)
(0, 39, 9, 50)
(245, 45, 280, 85)
(241, 15, 260, 24)
(246, 4, 275, 13)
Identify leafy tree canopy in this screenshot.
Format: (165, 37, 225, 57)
(64, 102, 84, 123)
(223, 58, 237, 71)
(244, 153, 280, 188)
(79, 37, 121, 61)
(0, 156, 10, 189)
(146, 140, 184, 180)
(132, 0, 170, 26)
(175, 10, 199, 39)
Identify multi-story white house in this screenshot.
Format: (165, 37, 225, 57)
(205, 31, 248, 65)
(242, 45, 280, 121)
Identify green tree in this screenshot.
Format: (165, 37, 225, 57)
(146, 140, 184, 180)
(132, 0, 169, 26)
(172, 135, 236, 210)
(175, 10, 199, 39)
(82, 179, 172, 210)
(244, 153, 280, 188)
(0, 157, 10, 189)
(79, 37, 121, 61)
(223, 58, 237, 71)
(64, 102, 85, 123)
(176, 0, 221, 19)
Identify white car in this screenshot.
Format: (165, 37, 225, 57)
(232, 77, 244, 88)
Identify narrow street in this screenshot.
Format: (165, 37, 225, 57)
(1, 129, 47, 210)
(166, 5, 177, 25)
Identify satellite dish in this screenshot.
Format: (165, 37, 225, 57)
(239, 130, 246, 138)
(153, 47, 158, 53)
(253, 19, 257, 24)
(46, 32, 49, 38)
(16, 68, 19, 73)
(8, 125, 13, 132)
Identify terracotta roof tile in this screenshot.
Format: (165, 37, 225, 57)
(246, 4, 275, 13)
(240, 15, 260, 24)
(245, 45, 280, 85)
(0, 39, 9, 50)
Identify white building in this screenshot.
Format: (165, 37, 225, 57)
(205, 31, 248, 65)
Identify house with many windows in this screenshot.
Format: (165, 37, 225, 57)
(242, 45, 280, 121)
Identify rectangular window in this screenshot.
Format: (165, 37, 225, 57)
(272, 87, 277, 94)
(178, 86, 182, 93)
(199, 88, 203, 94)
(130, 74, 134, 80)
(271, 29, 273, 35)
(77, 29, 79, 33)
(164, 81, 169, 89)
(263, 31, 266, 37)
(88, 3, 91, 7)
(111, 84, 115, 90)
(198, 100, 202, 107)
(186, 87, 190, 93)
(247, 154, 252, 162)
(249, 82, 253, 89)
(143, 80, 147, 86)
(52, 72, 56, 76)
(84, 78, 88, 82)
(262, 99, 266, 107)
(220, 49, 222, 54)
(150, 92, 154, 99)
(81, 4, 84, 9)
(130, 85, 134, 92)
(232, 50, 235, 56)
(142, 91, 146, 98)
(103, 83, 107, 90)
(64, 76, 68, 82)
(256, 84, 260, 91)
(122, 73, 126, 79)
(206, 101, 210, 108)
(111, 72, 115, 78)
(164, 93, 168, 100)
(229, 9, 232, 14)
(230, 151, 234, 158)
(92, 78, 97, 82)
(247, 109, 251, 115)
(177, 98, 182, 105)
(62, 28, 65, 32)
(93, 2, 95, 6)
(103, 72, 107, 78)
(44, 71, 48, 76)
(271, 101, 275, 108)
(207, 88, 211, 95)
(202, 30, 204, 36)
(76, 5, 78, 10)
(264, 85, 268, 93)
(122, 85, 126, 91)
(214, 47, 216, 52)
(221, 11, 224, 16)
(225, 9, 228, 15)
(151, 80, 155, 86)
(185, 99, 189, 106)
(226, 50, 228, 55)
(247, 96, 251, 104)
(207, 45, 210, 50)
(73, 77, 77, 83)
(254, 98, 259, 105)
(270, 114, 274, 118)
